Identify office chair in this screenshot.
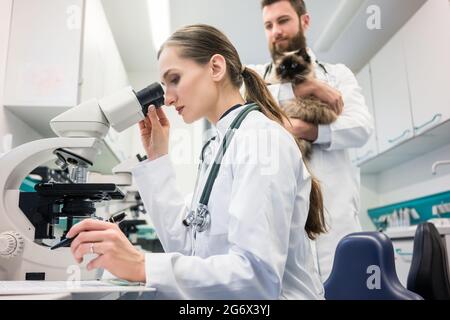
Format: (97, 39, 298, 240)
(324, 232, 422, 300)
(407, 223, 450, 300)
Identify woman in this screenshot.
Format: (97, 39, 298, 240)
(67, 24, 326, 300)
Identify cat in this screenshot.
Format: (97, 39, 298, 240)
(271, 47, 337, 161)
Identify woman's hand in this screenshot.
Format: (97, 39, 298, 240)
(66, 219, 146, 283)
(293, 78, 344, 115)
(139, 105, 170, 161)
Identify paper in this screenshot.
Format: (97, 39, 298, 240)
(0, 280, 155, 296)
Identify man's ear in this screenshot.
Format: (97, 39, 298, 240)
(301, 14, 310, 32)
(209, 54, 227, 82)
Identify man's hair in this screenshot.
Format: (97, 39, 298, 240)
(261, 0, 307, 17)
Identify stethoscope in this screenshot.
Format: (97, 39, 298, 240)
(182, 103, 261, 248)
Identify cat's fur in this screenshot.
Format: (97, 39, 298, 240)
(270, 48, 337, 161)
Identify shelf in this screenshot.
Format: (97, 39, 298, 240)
(360, 119, 450, 174)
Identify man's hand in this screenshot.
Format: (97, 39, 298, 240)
(293, 78, 344, 115)
(283, 118, 318, 142)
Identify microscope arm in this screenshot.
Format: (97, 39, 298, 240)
(0, 138, 100, 192)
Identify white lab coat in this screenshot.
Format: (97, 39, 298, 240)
(131, 105, 324, 300)
(249, 49, 374, 282)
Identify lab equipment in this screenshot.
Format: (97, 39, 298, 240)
(368, 191, 450, 231)
(50, 212, 127, 250)
(0, 83, 164, 280)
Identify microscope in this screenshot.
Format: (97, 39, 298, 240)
(0, 83, 164, 281)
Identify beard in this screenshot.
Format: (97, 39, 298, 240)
(270, 29, 307, 61)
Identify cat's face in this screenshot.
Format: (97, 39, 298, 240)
(275, 48, 312, 83)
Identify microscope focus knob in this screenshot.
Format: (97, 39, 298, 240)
(0, 231, 24, 258)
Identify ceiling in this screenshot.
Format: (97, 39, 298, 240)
(102, 0, 427, 75)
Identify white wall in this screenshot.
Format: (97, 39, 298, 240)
(377, 143, 450, 204)
(360, 174, 379, 231)
(360, 143, 450, 230)
(0, 0, 42, 155)
(127, 71, 204, 196)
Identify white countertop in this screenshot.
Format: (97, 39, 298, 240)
(385, 224, 450, 239)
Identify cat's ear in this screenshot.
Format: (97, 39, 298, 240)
(297, 47, 311, 63)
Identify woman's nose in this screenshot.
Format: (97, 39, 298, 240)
(164, 92, 176, 106)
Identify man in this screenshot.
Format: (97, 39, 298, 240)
(250, 0, 374, 282)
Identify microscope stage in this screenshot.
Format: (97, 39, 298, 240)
(35, 183, 125, 200)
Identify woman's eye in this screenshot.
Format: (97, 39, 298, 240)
(170, 76, 180, 84)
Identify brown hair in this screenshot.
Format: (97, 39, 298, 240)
(261, 0, 307, 17)
(158, 24, 325, 240)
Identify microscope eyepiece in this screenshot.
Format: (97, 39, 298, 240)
(135, 82, 165, 115)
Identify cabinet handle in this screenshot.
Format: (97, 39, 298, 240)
(356, 150, 374, 162)
(395, 249, 413, 257)
(414, 113, 442, 133)
(388, 129, 411, 144)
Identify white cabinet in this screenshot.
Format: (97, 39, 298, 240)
(402, 0, 450, 135)
(3, 0, 129, 138)
(355, 65, 378, 164)
(356, 0, 450, 173)
(0, 0, 13, 146)
(80, 0, 132, 161)
(2, 0, 132, 171)
(370, 30, 414, 154)
(4, 0, 83, 109)
(80, 0, 129, 101)
(0, 0, 13, 102)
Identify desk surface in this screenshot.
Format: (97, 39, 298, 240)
(0, 280, 155, 296)
(0, 293, 71, 300)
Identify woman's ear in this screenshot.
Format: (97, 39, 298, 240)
(209, 54, 227, 82)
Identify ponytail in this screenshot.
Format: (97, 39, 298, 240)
(241, 67, 288, 126)
(242, 67, 327, 240)
(306, 177, 327, 240)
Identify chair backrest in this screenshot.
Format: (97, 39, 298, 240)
(324, 232, 422, 300)
(407, 223, 450, 300)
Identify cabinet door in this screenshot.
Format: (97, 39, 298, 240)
(4, 0, 84, 107)
(0, 0, 13, 145)
(370, 30, 414, 154)
(403, 0, 450, 135)
(355, 65, 378, 164)
(81, 0, 131, 160)
(0, 0, 13, 99)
